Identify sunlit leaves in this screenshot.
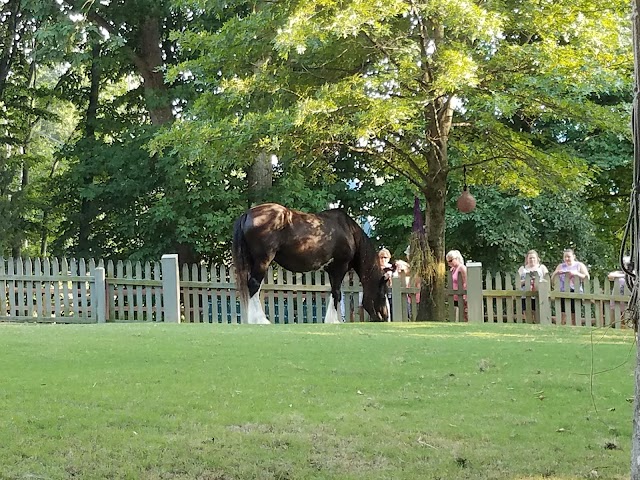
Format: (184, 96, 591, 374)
(432, 47, 479, 92)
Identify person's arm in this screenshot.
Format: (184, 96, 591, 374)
(578, 262, 590, 280)
(541, 265, 549, 278)
(551, 264, 562, 280)
(518, 266, 526, 286)
(608, 270, 624, 281)
(460, 264, 468, 289)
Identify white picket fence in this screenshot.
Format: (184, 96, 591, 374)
(0, 255, 631, 327)
(0, 257, 98, 323)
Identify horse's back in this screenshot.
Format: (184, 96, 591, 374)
(240, 203, 359, 272)
(244, 203, 292, 230)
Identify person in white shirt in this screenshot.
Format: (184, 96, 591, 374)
(518, 250, 549, 314)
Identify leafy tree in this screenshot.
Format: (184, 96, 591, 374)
(267, 0, 631, 319)
(152, 0, 631, 316)
(0, 0, 73, 257)
(47, 0, 231, 262)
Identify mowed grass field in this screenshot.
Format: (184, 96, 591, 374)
(0, 322, 635, 480)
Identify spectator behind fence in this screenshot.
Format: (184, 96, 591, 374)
(404, 245, 421, 318)
(551, 248, 590, 325)
(360, 248, 393, 321)
(518, 250, 549, 312)
(378, 248, 392, 271)
(392, 258, 412, 320)
(607, 255, 631, 292)
(379, 248, 393, 321)
(446, 249, 467, 321)
(607, 255, 631, 321)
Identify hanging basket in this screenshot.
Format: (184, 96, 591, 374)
(457, 187, 476, 213)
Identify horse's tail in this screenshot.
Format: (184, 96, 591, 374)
(232, 213, 250, 306)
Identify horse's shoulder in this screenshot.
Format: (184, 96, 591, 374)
(250, 202, 287, 214)
(317, 209, 353, 229)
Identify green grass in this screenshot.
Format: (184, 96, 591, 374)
(0, 322, 635, 479)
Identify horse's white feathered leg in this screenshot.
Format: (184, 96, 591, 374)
(247, 291, 270, 324)
(324, 296, 341, 324)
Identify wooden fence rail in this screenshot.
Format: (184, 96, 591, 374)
(0, 255, 630, 328)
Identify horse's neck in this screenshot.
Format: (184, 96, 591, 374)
(354, 244, 379, 285)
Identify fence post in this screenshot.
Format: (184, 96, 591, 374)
(466, 262, 484, 323)
(537, 279, 552, 325)
(162, 254, 181, 323)
(391, 275, 404, 322)
(94, 266, 107, 323)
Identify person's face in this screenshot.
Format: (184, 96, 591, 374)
(526, 254, 538, 266)
(563, 252, 575, 265)
(379, 253, 390, 267)
(446, 256, 458, 268)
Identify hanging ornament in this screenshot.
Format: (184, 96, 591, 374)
(457, 166, 476, 213)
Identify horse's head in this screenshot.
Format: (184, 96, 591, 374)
(362, 264, 395, 322)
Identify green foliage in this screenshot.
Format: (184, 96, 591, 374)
(446, 186, 607, 274)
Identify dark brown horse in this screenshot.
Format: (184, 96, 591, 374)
(232, 203, 392, 323)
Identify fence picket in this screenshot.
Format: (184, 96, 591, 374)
(215, 265, 224, 324)
(613, 283, 623, 329)
(583, 278, 594, 327)
(134, 261, 143, 321)
(201, 264, 209, 322)
(181, 263, 191, 322)
(41, 258, 51, 318)
(153, 262, 165, 322)
(69, 258, 79, 319)
(24, 258, 34, 318)
(114, 260, 124, 320)
(228, 264, 239, 324)
(15, 257, 25, 317)
(124, 261, 134, 321)
(79, 259, 88, 319)
(144, 262, 153, 321)
(483, 273, 493, 323)
(493, 273, 503, 323)
(0, 258, 6, 318)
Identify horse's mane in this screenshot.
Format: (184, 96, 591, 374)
(338, 212, 381, 281)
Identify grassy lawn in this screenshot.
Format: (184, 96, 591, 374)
(0, 322, 635, 479)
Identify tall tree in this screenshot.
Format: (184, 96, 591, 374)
(0, 0, 70, 257)
(155, 0, 630, 316)
(269, 0, 631, 319)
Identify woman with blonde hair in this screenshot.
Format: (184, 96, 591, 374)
(551, 248, 590, 325)
(446, 250, 467, 321)
(518, 250, 549, 313)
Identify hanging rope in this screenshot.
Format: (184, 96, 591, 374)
(621, 129, 638, 329)
(624, 2, 640, 330)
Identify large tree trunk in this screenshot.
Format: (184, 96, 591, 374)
(82, 9, 173, 126)
(247, 150, 273, 206)
(77, 42, 101, 257)
(415, 93, 454, 321)
(417, 169, 447, 321)
(415, 161, 447, 322)
(137, 16, 173, 126)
